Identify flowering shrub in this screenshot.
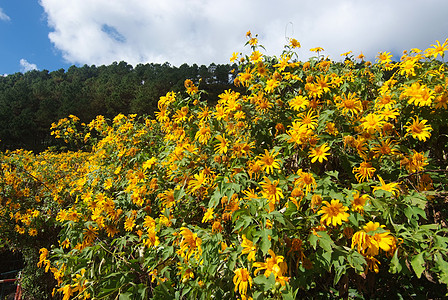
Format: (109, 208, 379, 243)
(1, 33, 448, 299)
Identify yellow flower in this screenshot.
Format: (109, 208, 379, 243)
(37, 248, 51, 272)
(353, 161, 375, 183)
(195, 124, 212, 144)
(249, 50, 263, 63)
(264, 78, 280, 93)
(371, 139, 400, 159)
(256, 149, 281, 174)
(248, 37, 258, 46)
(158, 189, 176, 209)
(201, 207, 214, 223)
(351, 221, 397, 257)
(237, 67, 253, 87)
(241, 235, 257, 261)
(143, 228, 160, 248)
(295, 170, 317, 195)
(253, 249, 289, 284)
(259, 176, 283, 211)
(81, 226, 98, 248)
(380, 108, 399, 121)
(309, 143, 331, 163)
(103, 177, 114, 190)
(214, 134, 229, 154)
(363, 221, 396, 256)
(311, 194, 323, 212)
(435, 93, 448, 109)
(178, 265, 195, 281)
(124, 217, 135, 232)
(315, 74, 331, 94)
(318, 199, 350, 226)
(405, 116, 432, 142)
(286, 121, 314, 146)
(289, 95, 309, 111)
(15, 225, 25, 235)
(233, 268, 252, 296)
(178, 227, 202, 261)
(189, 170, 208, 194)
(351, 191, 369, 213)
(184, 79, 198, 95)
(365, 255, 381, 273)
(406, 150, 428, 173)
(142, 157, 157, 170)
(58, 284, 72, 300)
(399, 57, 419, 77)
(325, 122, 339, 136)
(230, 52, 239, 63)
(310, 47, 324, 53)
(155, 107, 169, 123)
(361, 113, 384, 134)
(372, 175, 399, 196)
(290, 38, 301, 48)
(274, 55, 291, 71)
(425, 39, 448, 58)
(376, 51, 393, 64)
(297, 110, 318, 130)
(375, 91, 395, 109)
(212, 220, 223, 233)
(402, 82, 434, 107)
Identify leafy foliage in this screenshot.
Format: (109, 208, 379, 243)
(0, 62, 237, 151)
(1, 34, 448, 299)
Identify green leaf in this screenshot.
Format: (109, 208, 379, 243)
(348, 212, 364, 227)
(404, 206, 427, 221)
(269, 210, 286, 225)
(435, 252, 448, 285)
(173, 186, 186, 201)
(411, 252, 425, 278)
(316, 231, 333, 252)
(389, 250, 402, 274)
(325, 170, 339, 179)
(259, 229, 272, 256)
(333, 264, 347, 285)
(434, 235, 448, 248)
(281, 288, 296, 300)
(208, 188, 222, 208)
(347, 250, 367, 273)
(253, 273, 276, 291)
(233, 215, 252, 232)
(119, 292, 132, 300)
(253, 291, 263, 300)
(309, 233, 318, 250)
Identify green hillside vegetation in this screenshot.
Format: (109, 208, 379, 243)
(0, 62, 237, 151)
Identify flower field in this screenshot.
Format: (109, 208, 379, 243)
(1, 33, 448, 299)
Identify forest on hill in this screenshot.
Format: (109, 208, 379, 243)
(0, 61, 238, 151)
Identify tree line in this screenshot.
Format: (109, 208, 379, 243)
(0, 61, 238, 151)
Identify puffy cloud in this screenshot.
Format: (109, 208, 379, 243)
(20, 59, 38, 72)
(39, 0, 448, 67)
(0, 7, 10, 21)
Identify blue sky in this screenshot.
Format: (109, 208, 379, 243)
(1, 0, 448, 75)
(0, 1, 71, 74)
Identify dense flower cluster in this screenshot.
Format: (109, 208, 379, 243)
(1, 34, 448, 299)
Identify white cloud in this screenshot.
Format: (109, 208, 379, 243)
(39, 0, 448, 67)
(0, 7, 10, 21)
(20, 59, 38, 72)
